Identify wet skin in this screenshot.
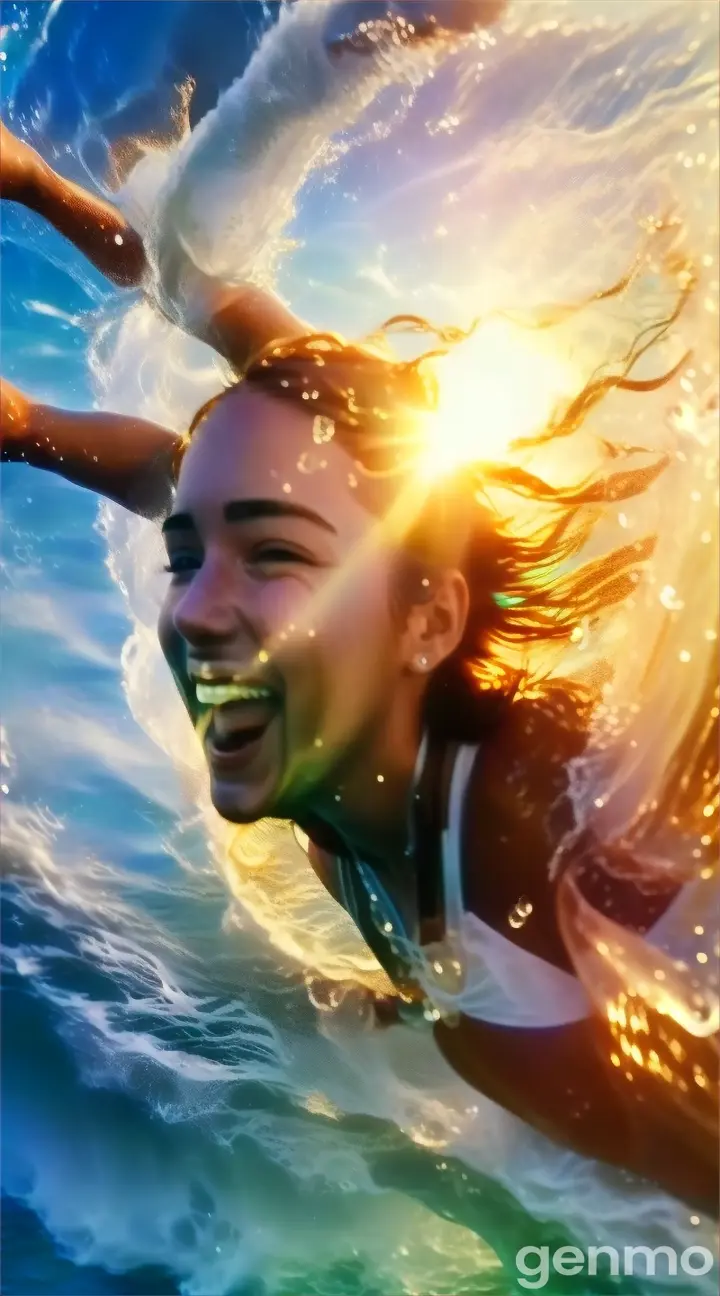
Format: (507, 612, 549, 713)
(158, 384, 456, 833)
(157, 385, 717, 1214)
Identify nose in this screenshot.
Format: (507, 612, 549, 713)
(172, 555, 253, 651)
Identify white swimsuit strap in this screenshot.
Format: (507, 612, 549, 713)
(436, 743, 591, 1028)
(441, 744, 479, 937)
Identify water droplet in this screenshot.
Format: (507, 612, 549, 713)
(660, 585, 684, 611)
(297, 451, 325, 474)
(508, 897, 533, 929)
(313, 415, 335, 444)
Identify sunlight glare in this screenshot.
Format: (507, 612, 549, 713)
(422, 318, 580, 478)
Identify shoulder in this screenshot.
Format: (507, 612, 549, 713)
(559, 839, 684, 935)
(458, 686, 590, 970)
(461, 685, 590, 867)
(457, 685, 684, 961)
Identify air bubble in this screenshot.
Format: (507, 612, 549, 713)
(508, 897, 533, 929)
(313, 416, 335, 444)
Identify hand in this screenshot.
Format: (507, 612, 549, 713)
(324, 1, 507, 58)
(0, 121, 46, 203)
(0, 378, 31, 461)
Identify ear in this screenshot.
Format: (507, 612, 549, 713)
(401, 568, 469, 675)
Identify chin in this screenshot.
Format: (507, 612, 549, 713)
(209, 774, 280, 824)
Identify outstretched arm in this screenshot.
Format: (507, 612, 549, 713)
(0, 122, 147, 288)
(1, 122, 306, 367)
(184, 273, 306, 374)
(1, 378, 180, 518)
(0, 129, 301, 515)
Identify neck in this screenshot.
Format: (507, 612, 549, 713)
(299, 692, 424, 877)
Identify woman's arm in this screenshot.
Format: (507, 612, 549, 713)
(0, 123, 306, 366)
(182, 273, 306, 374)
(0, 122, 147, 288)
(1, 378, 180, 518)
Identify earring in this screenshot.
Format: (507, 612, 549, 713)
(415, 654, 430, 672)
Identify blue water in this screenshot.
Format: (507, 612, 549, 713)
(2, 3, 718, 1294)
(1, 11, 270, 1293)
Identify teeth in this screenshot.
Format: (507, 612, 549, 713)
(196, 683, 273, 706)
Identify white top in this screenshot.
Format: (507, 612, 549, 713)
(340, 742, 592, 1028)
(417, 743, 593, 1028)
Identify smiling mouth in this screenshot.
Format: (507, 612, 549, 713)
(196, 682, 275, 706)
(192, 674, 282, 764)
(206, 700, 280, 761)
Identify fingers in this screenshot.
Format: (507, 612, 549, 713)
(0, 378, 31, 459)
(323, 0, 507, 58)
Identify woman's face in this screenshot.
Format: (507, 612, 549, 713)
(158, 385, 416, 823)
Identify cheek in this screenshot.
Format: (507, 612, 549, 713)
(258, 579, 314, 636)
(157, 593, 197, 717)
(158, 591, 180, 663)
(316, 566, 397, 669)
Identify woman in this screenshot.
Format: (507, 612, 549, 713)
(1, 115, 717, 1220)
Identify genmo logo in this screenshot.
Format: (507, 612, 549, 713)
(515, 1244, 716, 1290)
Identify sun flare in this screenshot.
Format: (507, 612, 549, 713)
(421, 318, 580, 479)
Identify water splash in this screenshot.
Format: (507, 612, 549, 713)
(5, 0, 719, 1290)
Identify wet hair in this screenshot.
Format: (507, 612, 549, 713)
(184, 243, 695, 748)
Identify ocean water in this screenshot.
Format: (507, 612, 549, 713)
(1, 3, 718, 1294)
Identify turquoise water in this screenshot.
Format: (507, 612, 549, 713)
(1, 3, 718, 1294)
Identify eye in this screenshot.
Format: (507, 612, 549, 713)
(164, 552, 202, 580)
(249, 544, 312, 568)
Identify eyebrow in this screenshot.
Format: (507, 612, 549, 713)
(162, 499, 337, 535)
